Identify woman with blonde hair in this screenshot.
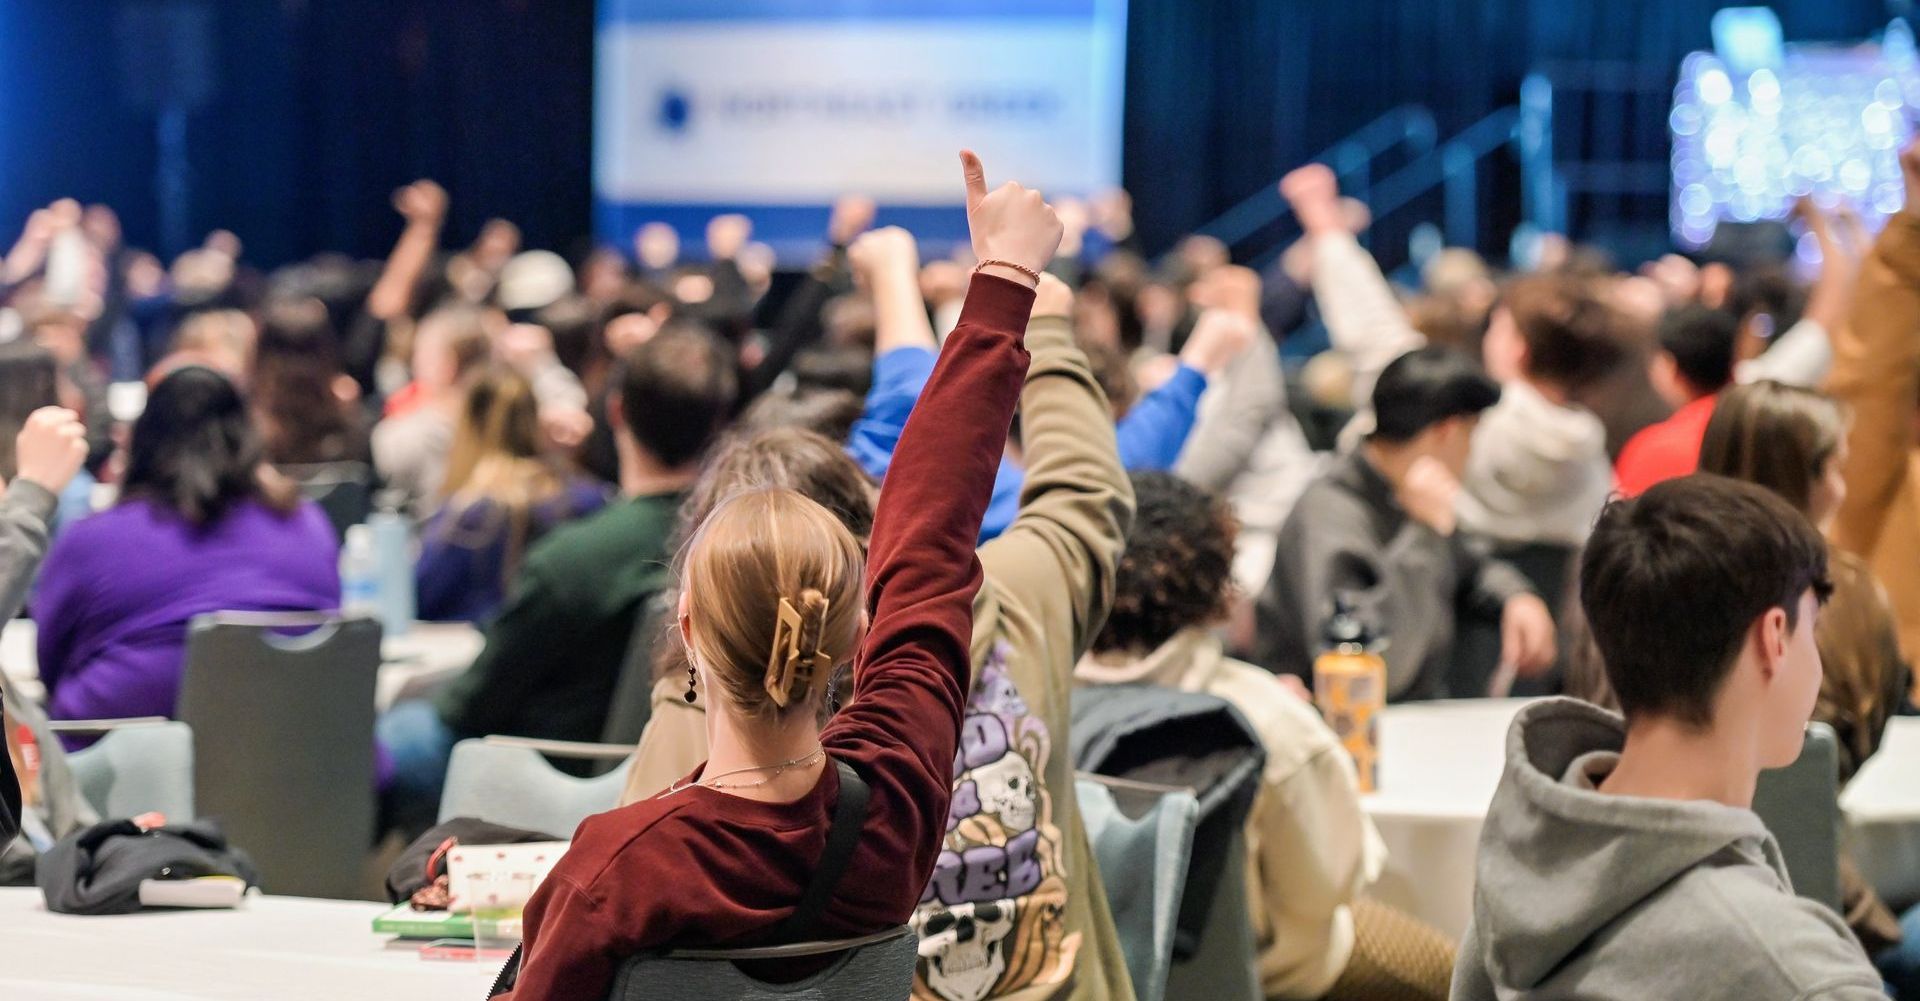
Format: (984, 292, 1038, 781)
(414, 365, 607, 622)
(489, 154, 1061, 1000)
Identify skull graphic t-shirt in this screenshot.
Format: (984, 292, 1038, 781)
(912, 643, 1079, 1001)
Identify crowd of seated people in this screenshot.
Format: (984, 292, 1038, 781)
(0, 129, 1916, 1001)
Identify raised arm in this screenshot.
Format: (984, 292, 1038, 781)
(1284, 165, 1425, 407)
(365, 180, 447, 322)
(738, 196, 875, 402)
(1740, 198, 1854, 386)
(1171, 302, 1270, 488)
(1829, 143, 1920, 559)
(823, 152, 1058, 772)
(978, 275, 1135, 659)
(0, 409, 85, 623)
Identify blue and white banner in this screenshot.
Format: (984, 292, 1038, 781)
(594, 0, 1127, 261)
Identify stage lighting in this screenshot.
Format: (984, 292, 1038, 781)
(1671, 19, 1920, 250)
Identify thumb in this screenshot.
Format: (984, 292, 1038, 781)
(960, 150, 988, 216)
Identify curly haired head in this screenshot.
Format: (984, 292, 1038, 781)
(1092, 472, 1238, 654)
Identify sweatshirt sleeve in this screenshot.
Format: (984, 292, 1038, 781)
(1116, 364, 1207, 471)
(1252, 741, 1376, 999)
(1827, 213, 1920, 560)
(1175, 335, 1284, 490)
(1736, 317, 1831, 388)
(1310, 232, 1426, 410)
(0, 480, 57, 624)
(1456, 535, 1534, 622)
(821, 274, 1031, 866)
(978, 315, 1136, 661)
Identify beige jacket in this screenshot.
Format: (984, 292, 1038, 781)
(622, 315, 1139, 1001)
(1077, 628, 1386, 1000)
(1828, 211, 1920, 700)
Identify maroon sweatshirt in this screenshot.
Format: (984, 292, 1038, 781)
(494, 275, 1035, 1001)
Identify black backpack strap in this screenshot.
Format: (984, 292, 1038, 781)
(760, 757, 871, 945)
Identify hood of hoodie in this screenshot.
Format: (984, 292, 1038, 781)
(1073, 627, 1226, 692)
(1459, 380, 1612, 543)
(1468, 698, 1785, 992)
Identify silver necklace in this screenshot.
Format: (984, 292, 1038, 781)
(668, 747, 826, 795)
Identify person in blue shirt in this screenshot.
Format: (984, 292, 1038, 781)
(843, 226, 1253, 541)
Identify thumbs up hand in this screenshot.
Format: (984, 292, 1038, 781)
(959, 149, 1062, 288)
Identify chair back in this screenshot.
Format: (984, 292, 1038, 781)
(439, 737, 632, 835)
(600, 591, 675, 747)
(607, 926, 917, 1001)
(1162, 822, 1261, 1001)
(1753, 721, 1842, 911)
(177, 612, 381, 899)
(282, 461, 374, 540)
(56, 720, 196, 822)
(1076, 774, 1198, 1001)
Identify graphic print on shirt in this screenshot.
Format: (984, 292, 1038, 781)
(912, 644, 1077, 1001)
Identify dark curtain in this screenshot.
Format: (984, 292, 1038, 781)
(0, 0, 1895, 268)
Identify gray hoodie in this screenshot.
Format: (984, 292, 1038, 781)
(1454, 698, 1887, 1000)
(1457, 379, 1614, 548)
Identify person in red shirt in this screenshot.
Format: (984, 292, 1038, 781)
(489, 153, 1064, 1001)
(1614, 304, 1738, 497)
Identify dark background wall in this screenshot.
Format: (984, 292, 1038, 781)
(0, 0, 1894, 268)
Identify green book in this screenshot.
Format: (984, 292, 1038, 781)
(373, 902, 474, 940)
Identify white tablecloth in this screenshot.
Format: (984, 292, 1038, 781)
(0, 888, 499, 1000)
(0, 619, 483, 711)
(1361, 699, 1530, 939)
(1842, 716, 1920, 911)
(1359, 701, 1920, 938)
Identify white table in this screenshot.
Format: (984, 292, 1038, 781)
(1361, 699, 1530, 939)
(1359, 701, 1920, 938)
(0, 619, 483, 711)
(0, 888, 500, 999)
(1842, 716, 1920, 911)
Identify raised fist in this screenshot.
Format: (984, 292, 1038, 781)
(14, 407, 87, 495)
(393, 180, 449, 227)
(848, 227, 920, 283)
(1180, 309, 1256, 376)
(828, 194, 878, 246)
(1280, 163, 1345, 237)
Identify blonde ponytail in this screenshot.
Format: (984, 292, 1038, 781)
(680, 490, 863, 722)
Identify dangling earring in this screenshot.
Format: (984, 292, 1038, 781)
(826, 679, 839, 716)
(684, 661, 698, 704)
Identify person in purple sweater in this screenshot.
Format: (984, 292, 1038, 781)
(34, 365, 340, 730)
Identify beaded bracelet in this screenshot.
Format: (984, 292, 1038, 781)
(974, 258, 1041, 285)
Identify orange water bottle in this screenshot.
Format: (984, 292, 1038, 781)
(1313, 595, 1386, 793)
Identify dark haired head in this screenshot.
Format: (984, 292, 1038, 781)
(1092, 473, 1238, 654)
(123, 366, 293, 525)
(1579, 474, 1830, 728)
(616, 320, 738, 469)
(1369, 345, 1501, 443)
(789, 344, 875, 398)
(251, 297, 358, 465)
(1725, 264, 1805, 335)
(534, 295, 599, 378)
(1657, 304, 1739, 395)
(739, 387, 865, 445)
(1499, 274, 1626, 391)
(0, 340, 60, 481)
